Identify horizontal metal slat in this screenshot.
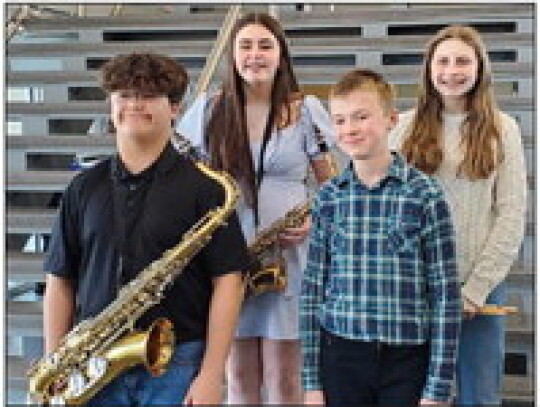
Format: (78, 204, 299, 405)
(7, 135, 116, 151)
(7, 101, 107, 115)
(7, 208, 57, 233)
(7, 62, 533, 85)
(17, 5, 534, 32)
(6, 97, 534, 116)
(8, 33, 533, 57)
(7, 171, 76, 191)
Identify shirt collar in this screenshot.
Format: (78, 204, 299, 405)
(335, 151, 409, 188)
(111, 140, 178, 182)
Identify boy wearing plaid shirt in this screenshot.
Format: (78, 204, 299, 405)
(300, 69, 461, 406)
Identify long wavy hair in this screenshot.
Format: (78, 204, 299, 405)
(205, 12, 301, 207)
(401, 25, 503, 179)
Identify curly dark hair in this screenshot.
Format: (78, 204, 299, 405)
(100, 52, 189, 104)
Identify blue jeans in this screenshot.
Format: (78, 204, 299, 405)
(87, 340, 205, 406)
(456, 282, 506, 406)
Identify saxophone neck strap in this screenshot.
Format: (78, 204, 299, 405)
(254, 104, 275, 228)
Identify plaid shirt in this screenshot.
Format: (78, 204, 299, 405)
(300, 153, 461, 402)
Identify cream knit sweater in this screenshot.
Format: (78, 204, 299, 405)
(389, 109, 527, 306)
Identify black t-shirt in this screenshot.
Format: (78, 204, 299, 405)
(44, 142, 250, 343)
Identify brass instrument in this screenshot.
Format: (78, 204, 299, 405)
(246, 124, 339, 296)
(246, 202, 311, 296)
(28, 161, 240, 405)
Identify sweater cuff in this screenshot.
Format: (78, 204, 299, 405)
(462, 274, 493, 306)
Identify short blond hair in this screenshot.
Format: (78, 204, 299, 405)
(330, 68, 395, 112)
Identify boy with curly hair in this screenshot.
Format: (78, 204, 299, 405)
(44, 53, 250, 405)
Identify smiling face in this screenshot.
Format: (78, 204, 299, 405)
(110, 90, 179, 142)
(330, 89, 397, 162)
(430, 38, 479, 103)
(233, 23, 281, 86)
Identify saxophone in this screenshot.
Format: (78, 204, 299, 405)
(245, 125, 339, 296)
(246, 202, 311, 295)
(27, 160, 240, 405)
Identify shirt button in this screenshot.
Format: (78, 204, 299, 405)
(129, 184, 137, 191)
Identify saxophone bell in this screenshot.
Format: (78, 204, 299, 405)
(246, 260, 287, 296)
(30, 318, 175, 405)
(106, 317, 175, 378)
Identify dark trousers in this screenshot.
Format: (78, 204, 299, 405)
(321, 328, 429, 407)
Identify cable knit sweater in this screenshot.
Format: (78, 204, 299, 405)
(389, 109, 527, 306)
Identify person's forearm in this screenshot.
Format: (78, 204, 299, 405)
(301, 222, 327, 391)
(424, 269, 461, 401)
(43, 275, 75, 353)
(300, 313, 323, 391)
(200, 272, 244, 376)
(423, 197, 460, 402)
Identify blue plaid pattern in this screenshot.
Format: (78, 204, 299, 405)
(300, 153, 461, 402)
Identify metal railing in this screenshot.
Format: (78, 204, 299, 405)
(6, 4, 128, 41)
(195, 5, 242, 96)
(6, 5, 33, 42)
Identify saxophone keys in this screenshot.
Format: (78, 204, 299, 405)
(26, 392, 44, 406)
(87, 356, 108, 380)
(163, 274, 173, 285)
(49, 394, 66, 405)
(45, 352, 60, 367)
(67, 369, 87, 397)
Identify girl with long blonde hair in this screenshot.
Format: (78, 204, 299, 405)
(390, 25, 527, 406)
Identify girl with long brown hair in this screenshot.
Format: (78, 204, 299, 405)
(390, 25, 527, 405)
(177, 12, 335, 404)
